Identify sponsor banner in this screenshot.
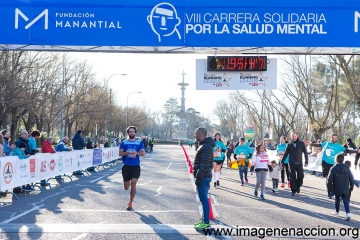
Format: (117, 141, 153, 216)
(0, 147, 119, 191)
(0, 1, 359, 47)
(196, 58, 277, 90)
(93, 148, 102, 165)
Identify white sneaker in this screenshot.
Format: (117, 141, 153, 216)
(332, 212, 339, 216)
(345, 213, 351, 221)
(275, 188, 279, 193)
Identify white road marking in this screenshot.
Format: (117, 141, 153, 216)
(53, 209, 198, 213)
(137, 180, 153, 186)
(166, 161, 173, 170)
(89, 174, 109, 183)
(1, 204, 44, 224)
(71, 233, 88, 240)
(155, 186, 163, 196)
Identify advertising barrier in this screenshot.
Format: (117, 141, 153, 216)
(0, 147, 119, 192)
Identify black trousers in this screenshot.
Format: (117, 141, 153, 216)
(289, 163, 304, 193)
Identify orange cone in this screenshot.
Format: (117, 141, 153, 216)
(208, 197, 215, 220)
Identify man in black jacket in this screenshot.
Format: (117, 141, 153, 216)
(281, 132, 308, 196)
(193, 127, 215, 230)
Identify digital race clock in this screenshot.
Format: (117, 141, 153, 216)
(207, 56, 267, 71)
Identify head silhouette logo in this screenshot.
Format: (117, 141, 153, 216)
(3, 162, 13, 184)
(147, 2, 181, 42)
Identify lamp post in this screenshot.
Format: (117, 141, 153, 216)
(108, 73, 127, 144)
(126, 92, 142, 127)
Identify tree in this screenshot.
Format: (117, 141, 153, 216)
(162, 98, 179, 139)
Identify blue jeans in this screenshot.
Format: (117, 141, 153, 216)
(238, 165, 248, 183)
(197, 177, 211, 224)
(335, 194, 350, 213)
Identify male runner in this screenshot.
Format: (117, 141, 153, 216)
(119, 126, 145, 210)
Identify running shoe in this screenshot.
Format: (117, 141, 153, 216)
(275, 188, 279, 193)
(281, 183, 285, 188)
(254, 189, 258, 197)
(194, 220, 203, 226)
(296, 189, 300, 194)
(213, 182, 216, 187)
(291, 192, 296, 196)
(194, 221, 211, 229)
(272, 189, 275, 193)
(127, 203, 133, 211)
(260, 194, 265, 200)
(332, 212, 339, 216)
(245, 178, 248, 184)
(345, 213, 351, 221)
(216, 180, 220, 186)
(288, 182, 290, 188)
(241, 182, 244, 186)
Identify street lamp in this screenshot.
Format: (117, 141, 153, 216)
(126, 92, 142, 127)
(108, 73, 127, 144)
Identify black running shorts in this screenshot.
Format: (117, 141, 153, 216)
(215, 160, 224, 165)
(322, 161, 333, 177)
(122, 165, 141, 182)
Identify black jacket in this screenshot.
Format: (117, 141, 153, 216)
(72, 133, 86, 150)
(327, 162, 354, 196)
(281, 139, 308, 165)
(193, 137, 215, 180)
(354, 146, 360, 166)
(15, 138, 31, 155)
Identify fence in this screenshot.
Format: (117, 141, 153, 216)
(0, 147, 119, 192)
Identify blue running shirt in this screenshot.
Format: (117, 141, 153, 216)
(120, 139, 144, 166)
(321, 142, 345, 164)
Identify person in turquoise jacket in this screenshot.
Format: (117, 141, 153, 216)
(213, 133, 227, 187)
(234, 137, 253, 186)
(11, 143, 29, 159)
(277, 136, 290, 188)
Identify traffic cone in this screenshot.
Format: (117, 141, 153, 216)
(189, 164, 193, 173)
(208, 197, 215, 220)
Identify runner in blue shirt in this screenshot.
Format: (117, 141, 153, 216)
(213, 133, 227, 187)
(277, 136, 290, 189)
(119, 126, 145, 211)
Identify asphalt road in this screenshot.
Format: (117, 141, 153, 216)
(0, 145, 360, 240)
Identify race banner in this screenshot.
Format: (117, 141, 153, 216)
(0, 147, 119, 191)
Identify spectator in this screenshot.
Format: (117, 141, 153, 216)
(104, 138, 110, 148)
(28, 130, 41, 155)
(54, 136, 72, 181)
(72, 130, 86, 176)
(1, 129, 15, 156)
(55, 137, 72, 152)
(94, 139, 98, 148)
(345, 138, 356, 150)
(86, 137, 94, 149)
(40, 137, 56, 186)
(11, 142, 34, 192)
(42, 137, 56, 153)
(72, 130, 86, 150)
(0, 134, 4, 157)
(15, 130, 31, 155)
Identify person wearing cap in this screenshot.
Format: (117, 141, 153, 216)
(234, 138, 253, 186)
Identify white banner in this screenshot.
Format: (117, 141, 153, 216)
(196, 58, 277, 90)
(0, 147, 119, 191)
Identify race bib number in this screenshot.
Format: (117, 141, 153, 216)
(239, 154, 246, 159)
(326, 149, 331, 157)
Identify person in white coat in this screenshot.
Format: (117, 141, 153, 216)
(269, 160, 282, 193)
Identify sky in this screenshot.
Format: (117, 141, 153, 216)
(69, 52, 282, 124)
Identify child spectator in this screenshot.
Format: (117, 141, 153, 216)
(11, 143, 29, 159)
(269, 160, 282, 193)
(327, 154, 354, 221)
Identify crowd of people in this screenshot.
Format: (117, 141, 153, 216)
(192, 129, 360, 230)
